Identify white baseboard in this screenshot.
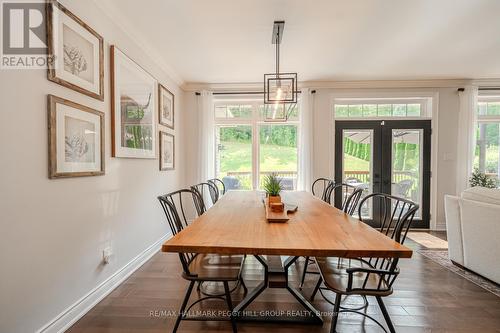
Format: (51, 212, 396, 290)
(37, 234, 171, 333)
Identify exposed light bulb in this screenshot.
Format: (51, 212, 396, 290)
(275, 87, 283, 100)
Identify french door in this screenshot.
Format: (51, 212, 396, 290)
(335, 120, 431, 228)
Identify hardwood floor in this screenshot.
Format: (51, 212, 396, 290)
(67, 237, 500, 333)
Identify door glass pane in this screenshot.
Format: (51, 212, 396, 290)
(393, 104, 407, 117)
(259, 125, 298, 189)
(335, 105, 349, 118)
(474, 122, 500, 186)
(216, 125, 252, 190)
(348, 105, 362, 117)
(342, 129, 373, 218)
(391, 129, 423, 217)
(362, 104, 377, 117)
(407, 104, 421, 116)
(377, 104, 392, 116)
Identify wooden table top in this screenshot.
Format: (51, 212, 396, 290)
(161, 191, 413, 259)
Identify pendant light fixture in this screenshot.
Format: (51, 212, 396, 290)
(263, 21, 298, 121)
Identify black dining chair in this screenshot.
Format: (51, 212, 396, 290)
(192, 182, 248, 297)
(191, 182, 219, 207)
(312, 178, 334, 202)
(158, 189, 246, 333)
(208, 178, 226, 197)
(299, 184, 365, 288)
(311, 193, 418, 333)
(325, 183, 365, 212)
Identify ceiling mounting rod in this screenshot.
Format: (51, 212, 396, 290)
(272, 21, 284, 79)
(271, 21, 285, 45)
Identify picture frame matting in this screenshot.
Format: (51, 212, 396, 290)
(159, 131, 175, 171)
(46, 0, 104, 100)
(47, 94, 105, 178)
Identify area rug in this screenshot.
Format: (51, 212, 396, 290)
(407, 232, 449, 249)
(418, 249, 500, 297)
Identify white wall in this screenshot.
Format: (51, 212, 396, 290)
(0, 1, 186, 332)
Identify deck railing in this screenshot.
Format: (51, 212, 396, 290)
(224, 171, 297, 190)
(343, 170, 418, 185)
(222, 170, 421, 192)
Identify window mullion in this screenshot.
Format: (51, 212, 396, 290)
(252, 103, 259, 190)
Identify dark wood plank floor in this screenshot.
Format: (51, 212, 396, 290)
(67, 235, 500, 333)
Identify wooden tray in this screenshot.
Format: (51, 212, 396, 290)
(263, 198, 297, 223)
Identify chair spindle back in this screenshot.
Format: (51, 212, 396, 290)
(312, 178, 334, 203)
(356, 193, 418, 288)
(158, 189, 205, 276)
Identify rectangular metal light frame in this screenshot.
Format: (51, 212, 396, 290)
(262, 102, 296, 122)
(264, 72, 298, 104)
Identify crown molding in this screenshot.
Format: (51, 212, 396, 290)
(471, 78, 500, 87)
(90, 0, 184, 86)
(183, 79, 475, 92)
(300, 79, 470, 89)
(181, 82, 262, 92)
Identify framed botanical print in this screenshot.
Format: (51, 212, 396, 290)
(110, 45, 157, 158)
(158, 84, 174, 129)
(47, 95, 105, 178)
(159, 132, 175, 170)
(46, 0, 104, 100)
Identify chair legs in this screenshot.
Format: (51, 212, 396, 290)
(173, 281, 195, 333)
(299, 256, 310, 289)
(240, 276, 248, 295)
(329, 293, 342, 333)
(224, 281, 238, 333)
(376, 296, 396, 333)
(174, 280, 239, 333)
(310, 276, 322, 301)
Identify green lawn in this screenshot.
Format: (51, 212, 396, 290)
(218, 141, 373, 174)
(218, 141, 297, 173)
(344, 155, 369, 171)
(474, 145, 500, 174)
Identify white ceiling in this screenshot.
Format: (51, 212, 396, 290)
(99, 0, 500, 84)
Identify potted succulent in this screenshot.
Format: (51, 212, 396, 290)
(263, 173, 283, 206)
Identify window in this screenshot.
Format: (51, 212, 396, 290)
(216, 125, 253, 189)
(334, 98, 430, 118)
(474, 98, 500, 186)
(214, 100, 299, 190)
(215, 104, 253, 119)
(259, 124, 298, 189)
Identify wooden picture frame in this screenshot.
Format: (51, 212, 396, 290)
(47, 95, 105, 178)
(110, 45, 157, 158)
(46, 0, 104, 100)
(158, 84, 174, 129)
(159, 131, 175, 170)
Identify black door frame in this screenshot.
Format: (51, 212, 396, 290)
(335, 120, 431, 229)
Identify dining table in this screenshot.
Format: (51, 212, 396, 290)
(162, 190, 413, 324)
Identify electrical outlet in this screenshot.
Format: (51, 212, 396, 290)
(102, 247, 112, 264)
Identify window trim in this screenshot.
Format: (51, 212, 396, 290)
(213, 99, 300, 190)
(329, 91, 439, 230)
(475, 96, 500, 184)
(478, 95, 500, 122)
